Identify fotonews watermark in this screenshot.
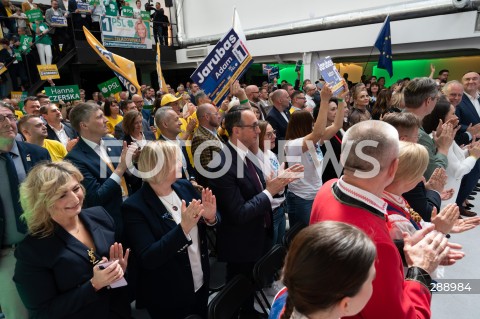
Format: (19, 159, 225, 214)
(98, 139, 384, 180)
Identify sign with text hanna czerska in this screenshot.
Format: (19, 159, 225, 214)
(45, 85, 81, 102)
(190, 28, 253, 106)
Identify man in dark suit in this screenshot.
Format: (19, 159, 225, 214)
(266, 89, 290, 156)
(40, 103, 79, 151)
(443, 80, 480, 146)
(156, 106, 196, 181)
(65, 103, 138, 238)
(0, 102, 51, 319)
(208, 105, 299, 317)
(191, 103, 223, 187)
(455, 71, 480, 217)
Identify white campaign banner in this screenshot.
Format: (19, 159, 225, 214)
(101, 16, 152, 49)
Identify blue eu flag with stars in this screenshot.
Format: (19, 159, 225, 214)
(374, 16, 393, 77)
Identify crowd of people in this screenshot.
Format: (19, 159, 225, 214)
(1, 67, 480, 319)
(0, 0, 170, 98)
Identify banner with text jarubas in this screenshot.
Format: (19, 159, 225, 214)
(190, 28, 253, 105)
(101, 16, 152, 49)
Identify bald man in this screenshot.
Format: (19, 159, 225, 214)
(311, 120, 448, 319)
(245, 85, 267, 120)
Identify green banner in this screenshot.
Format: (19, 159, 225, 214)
(45, 85, 81, 102)
(89, 0, 100, 5)
(140, 11, 150, 21)
(19, 35, 33, 54)
(26, 9, 44, 22)
(104, 0, 119, 16)
(98, 77, 122, 96)
(121, 6, 133, 17)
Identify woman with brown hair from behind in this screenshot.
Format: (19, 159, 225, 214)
(269, 221, 377, 319)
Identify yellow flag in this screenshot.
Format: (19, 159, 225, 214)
(83, 26, 141, 95)
(156, 43, 168, 94)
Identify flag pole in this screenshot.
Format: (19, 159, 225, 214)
(362, 15, 390, 80)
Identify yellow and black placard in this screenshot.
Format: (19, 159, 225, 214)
(37, 64, 60, 80)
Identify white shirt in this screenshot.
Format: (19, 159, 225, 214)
(305, 94, 316, 109)
(158, 191, 204, 291)
(255, 149, 285, 209)
(228, 140, 273, 203)
(81, 137, 121, 185)
(49, 123, 69, 147)
(285, 137, 323, 200)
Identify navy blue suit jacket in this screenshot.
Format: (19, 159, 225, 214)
(402, 181, 441, 222)
(46, 122, 78, 143)
(208, 142, 272, 263)
(456, 94, 480, 132)
(14, 207, 130, 319)
(0, 141, 51, 247)
(266, 107, 289, 155)
(65, 137, 139, 238)
(122, 180, 211, 309)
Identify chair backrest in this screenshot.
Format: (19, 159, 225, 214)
(208, 275, 255, 319)
(253, 244, 287, 289)
(282, 222, 307, 249)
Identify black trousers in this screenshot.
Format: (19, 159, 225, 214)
(146, 284, 208, 319)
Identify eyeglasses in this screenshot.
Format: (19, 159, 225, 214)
(0, 114, 16, 122)
(133, 100, 143, 104)
(266, 130, 276, 138)
(206, 112, 219, 116)
(237, 123, 260, 130)
(296, 97, 306, 100)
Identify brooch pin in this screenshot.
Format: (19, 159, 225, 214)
(88, 248, 99, 265)
(26, 154, 31, 162)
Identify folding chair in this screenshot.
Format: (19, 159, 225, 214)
(253, 244, 287, 314)
(208, 256, 227, 295)
(208, 274, 256, 319)
(282, 222, 307, 249)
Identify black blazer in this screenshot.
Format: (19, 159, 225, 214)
(266, 106, 289, 155)
(65, 137, 140, 238)
(402, 181, 441, 222)
(456, 94, 480, 133)
(207, 142, 272, 263)
(121, 180, 211, 309)
(14, 207, 130, 319)
(0, 141, 51, 247)
(46, 122, 78, 143)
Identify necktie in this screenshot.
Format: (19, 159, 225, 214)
(1, 152, 26, 233)
(245, 157, 272, 228)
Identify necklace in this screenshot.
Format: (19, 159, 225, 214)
(162, 191, 178, 211)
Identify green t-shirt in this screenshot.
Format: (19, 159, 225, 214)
(32, 23, 52, 45)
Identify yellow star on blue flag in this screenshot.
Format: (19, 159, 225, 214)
(374, 16, 393, 77)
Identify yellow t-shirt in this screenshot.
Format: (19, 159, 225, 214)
(106, 115, 123, 135)
(43, 139, 67, 162)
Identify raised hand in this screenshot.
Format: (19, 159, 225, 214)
(180, 199, 203, 234)
(109, 242, 130, 272)
(201, 188, 216, 223)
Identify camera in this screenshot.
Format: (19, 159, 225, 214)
(145, 0, 155, 11)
